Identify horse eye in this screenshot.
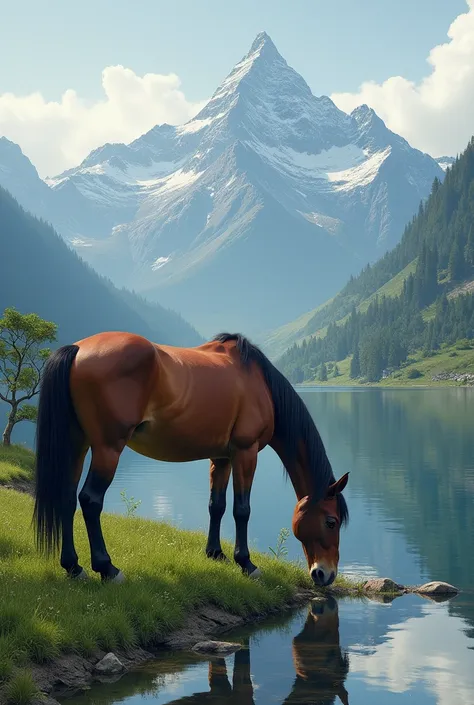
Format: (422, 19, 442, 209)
(326, 517, 336, 529)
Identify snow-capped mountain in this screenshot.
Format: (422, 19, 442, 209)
(436, 156, 455, 171)
(1, 33, 444, 335)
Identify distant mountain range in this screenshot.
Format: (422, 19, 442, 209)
(0, 32, 447, 336)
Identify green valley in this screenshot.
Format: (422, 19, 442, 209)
(275, 137, 474, 385)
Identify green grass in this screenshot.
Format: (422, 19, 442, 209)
(302, 342, 474, 387)
(0, 445, 35, 486)
(0, 486, 315, 699)
(3, 671, 37, 705)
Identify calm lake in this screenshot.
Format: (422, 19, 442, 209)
(69, 388, 474, 705)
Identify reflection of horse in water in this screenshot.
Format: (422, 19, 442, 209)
(283, 596, 349, 705)
(161, 597, 349, 705)
(158, 642, 255, 705)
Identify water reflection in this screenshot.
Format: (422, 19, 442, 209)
(282, 597, 349, 705)
(64, 598, 350, 705)
(62, 590, 474, 705)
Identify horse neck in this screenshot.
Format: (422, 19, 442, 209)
(270, 435, 314, 501)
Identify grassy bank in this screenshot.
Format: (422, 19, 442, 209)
(0, 445, 35, 486)
(0, 484, 315, 702)
(301, 342, 474, 388)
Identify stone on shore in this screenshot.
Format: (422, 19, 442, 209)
(363, 578, 404, 593)
(192, 640, 242, 656)
(414, 581, 459, 595)
(94, 653, 124, 675)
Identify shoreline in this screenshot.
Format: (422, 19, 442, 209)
(25, 589, 316, 705)
(296, 382, 474, 390)
(23, 579, 459, 705)
(0, 454, 461, 705)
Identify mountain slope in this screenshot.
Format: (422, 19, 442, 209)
(275, 139, 474, 383)
(0, 185, 202, 347)
(0, 32, 443, 336)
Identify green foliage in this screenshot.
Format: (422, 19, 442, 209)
(350, 347, 361, 379)
(0, 307, 56, 445)
(279, 137, 474, 383)
(407, 368, 423, 379)
(120, 489, 142, 517)
(318, 362, 328, 382)
(4, 670, 37, 705)
(268, 528, 290, 559)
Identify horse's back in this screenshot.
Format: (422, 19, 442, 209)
(68, 331, 273, 460)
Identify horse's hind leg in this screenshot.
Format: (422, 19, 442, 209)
(206, 458, 231, 561)
(79, 444, 124, 583)
(232, 444, 259, 578)
(60, 444, 89, 579)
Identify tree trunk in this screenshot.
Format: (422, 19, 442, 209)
(2, 406, 16, 446)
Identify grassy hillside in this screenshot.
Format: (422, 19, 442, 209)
(0, 485, 312, 702)
(303, 340, 474, 387)
(0, 445, 34, 486)
(265, 260, 418, 358)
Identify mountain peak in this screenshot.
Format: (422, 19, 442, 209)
(248, 31, 277, 55)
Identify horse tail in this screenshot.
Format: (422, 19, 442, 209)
(33, 344, 81, 555)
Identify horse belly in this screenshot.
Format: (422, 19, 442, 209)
(127, 418, 230, 463)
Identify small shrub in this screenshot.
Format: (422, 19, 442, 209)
(449, 351, 458, 357)
(269, 528, 290, 560)
(407, 369, 423, 379)
(120, 490, 142, 517)
(455, 339, 473, 350)
(5, 670, 37, 705)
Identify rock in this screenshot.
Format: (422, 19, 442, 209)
(94, 653, 124, 675)
(192, 640, 242, 656)
(414, 581, 459, 595)
(363, 578, 404, 593)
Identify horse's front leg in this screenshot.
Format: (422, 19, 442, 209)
(231, 444, 260, 578)
(206, 458, 231, 561)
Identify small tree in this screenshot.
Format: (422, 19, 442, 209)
(0, 308, 57, 445)
(318, 362, 328, 382)
(350, 347, 361, 379)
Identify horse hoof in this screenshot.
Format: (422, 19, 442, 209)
(249, 568, 262, 580)
(75, 568, 89, 581)
(110, 570, 126, 584)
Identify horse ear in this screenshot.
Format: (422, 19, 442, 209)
(327, 472, 349, 498)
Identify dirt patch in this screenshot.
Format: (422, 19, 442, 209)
(1, 477, 34, 495)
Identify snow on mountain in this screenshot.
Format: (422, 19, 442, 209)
(0, 33, 444, 336)
(436, 156, 455, 171)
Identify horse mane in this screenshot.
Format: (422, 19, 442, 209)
(213, 333, 348, 524)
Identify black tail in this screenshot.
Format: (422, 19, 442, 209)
(33, 344, 81, 555)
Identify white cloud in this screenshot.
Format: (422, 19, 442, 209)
(0, 66, 206, 177)
(331, 0, 474, 158)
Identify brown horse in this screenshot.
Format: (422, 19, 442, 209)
(33, 332, 348, 584)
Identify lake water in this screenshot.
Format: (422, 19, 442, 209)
(70, 388, 474, 705)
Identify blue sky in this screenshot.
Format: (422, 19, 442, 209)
(1, 0, 466, 101)
(0, 0, 472, 176)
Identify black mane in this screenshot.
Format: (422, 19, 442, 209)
(213, 333, 348, 524)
